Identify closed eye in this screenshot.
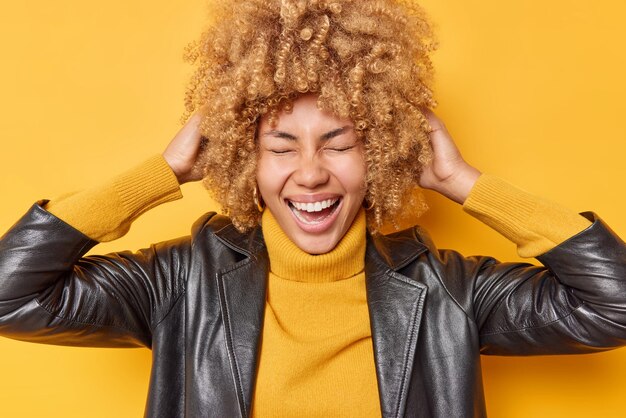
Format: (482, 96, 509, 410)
(325, 145, 356, 152)
(269, 149, 295, 154)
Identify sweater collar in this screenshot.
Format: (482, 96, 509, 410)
(261, 208, 366, 283)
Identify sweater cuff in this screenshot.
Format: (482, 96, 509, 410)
(462, 174, 591, 258)
(114, 154, 182, 219)
(45, 155, 182, 242)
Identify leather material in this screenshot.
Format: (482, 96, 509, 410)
(1, 203, 626, 417)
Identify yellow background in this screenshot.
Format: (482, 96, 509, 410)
(1, 0, 625, 417)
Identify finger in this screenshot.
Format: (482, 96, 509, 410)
(171, 113, 204, 152)
(421, 107, 446, 133)
(421, 112, 461, 159)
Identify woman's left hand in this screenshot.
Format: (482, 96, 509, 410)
(418, 109, 482, 204)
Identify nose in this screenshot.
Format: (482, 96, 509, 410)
(292, 154, 330, 189)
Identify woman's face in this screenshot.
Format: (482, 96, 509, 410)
(257, 94, 367, 254)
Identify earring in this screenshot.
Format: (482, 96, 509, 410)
(253, 184, 265, 212)
(363, 197, 375, 210)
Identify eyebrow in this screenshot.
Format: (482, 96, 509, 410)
(321, 126, 351, 141)
(263, 125, 352, 141)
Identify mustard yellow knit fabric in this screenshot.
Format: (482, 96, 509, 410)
(251, 208, 381, 417)
(45, 155, 182, 242)
(462, 174, 591, 257)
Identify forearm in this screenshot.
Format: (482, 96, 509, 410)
(478, 212, 626, 354)
(45, 155, 182, 242)
(462, 174, 592, 257)
(0, 202, 154, 347)
(0, 199, 188, 348)
(468, 177, 626, 353)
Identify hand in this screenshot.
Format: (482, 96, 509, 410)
(419, 109, 481, 204)
(162, 110, 206, 184)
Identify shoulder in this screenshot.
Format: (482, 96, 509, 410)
(368, 224, 439, 271)
(382, 224, 438, 251)
(188, 212, 264, 259)
(190, 212, 231, 237)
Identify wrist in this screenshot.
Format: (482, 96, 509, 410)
(439, 164, 481, 204)
(161, 153, 184, 185)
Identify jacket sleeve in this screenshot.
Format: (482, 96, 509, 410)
(469, 212, 626, 355)
(0, 201, 192, 348)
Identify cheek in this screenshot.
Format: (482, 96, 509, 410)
(333, 155, 367, 194)
(256, 156, 290, 198)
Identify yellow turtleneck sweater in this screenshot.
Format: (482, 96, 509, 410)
(43, 155, 592, 417)
(252, 208, 379, 416)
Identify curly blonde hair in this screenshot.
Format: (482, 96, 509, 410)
(184, 0, 437, 232)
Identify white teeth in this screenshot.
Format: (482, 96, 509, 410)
(290, 198, 338, 213)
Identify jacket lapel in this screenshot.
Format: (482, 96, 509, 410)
(215, 225, 268, 418)
(366, 231, 429, 418)
(214, 222, 430, 418)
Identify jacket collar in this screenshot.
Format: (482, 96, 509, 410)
(214, 220, 429, 270)
(213, 222, 429, 418)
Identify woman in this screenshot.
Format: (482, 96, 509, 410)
(1, 0, 625, 417)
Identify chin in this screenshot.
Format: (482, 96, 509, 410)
(284, 221, 342, 254)
(294, 236, 340, 255)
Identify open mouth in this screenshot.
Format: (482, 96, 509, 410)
(287, 197, 342, 226)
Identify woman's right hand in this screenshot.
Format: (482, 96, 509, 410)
(162, 111, 206, 184)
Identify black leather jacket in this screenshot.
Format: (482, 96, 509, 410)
(1, 202, 626, 418)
